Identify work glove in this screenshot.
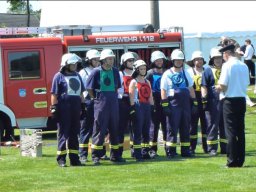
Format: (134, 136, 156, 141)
(129, 105, 136, 122)
(161, 99, 171, 116)
(50, 104, 59, 120)
(191, 98, 198, 114)
(202, 97, 208, 111)
(80, 103, 87, 120)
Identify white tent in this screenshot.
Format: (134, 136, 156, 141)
(184, 31, 256, 63)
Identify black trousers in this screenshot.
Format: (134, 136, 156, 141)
(244, 60, 255, 84)
(223, 97, 246, 167)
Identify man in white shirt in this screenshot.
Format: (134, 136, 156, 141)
(216, 44, 249, 168)
(240, 39, 255, 84)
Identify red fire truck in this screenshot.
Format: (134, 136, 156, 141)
(0, 25, 183, 140)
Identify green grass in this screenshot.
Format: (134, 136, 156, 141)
(1, 86, 256, 192)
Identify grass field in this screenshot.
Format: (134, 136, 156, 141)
(0, 87, 256, 192)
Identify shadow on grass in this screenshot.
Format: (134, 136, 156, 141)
(82, 153, 224, 167)
(242, 165, 256, 168)
(245, 150, 256, 156)
(42, 154, 56, 157)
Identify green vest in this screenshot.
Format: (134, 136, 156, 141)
(100, 69, 115, 91)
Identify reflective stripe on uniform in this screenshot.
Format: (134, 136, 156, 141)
(141, 143, 149, 148)
(207, 140, 219, 145)
(57, 150, 67, 155)
(118, 143, 123, 147)
(149, 142, 157, 146)
(91, 144, 103, 149)
(166, 142, 176, 147)
(190, 134, 198, 139)
(180, 142, 190, 147)
(79, 144, 88, 148)
(109, 144, 119, 149)
(220, 138, 228, 143)
(133, 144, 141, 149)
(68, 149, 79, 154)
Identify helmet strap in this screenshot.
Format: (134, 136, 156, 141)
(174, 63, 183, 68)
(155, 65, 163, 69)
(126, 66, 134, 70)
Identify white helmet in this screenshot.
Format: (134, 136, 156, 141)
(171, 49, 185, 60)
(86, 49, 100, 60)
(100, 49, 115, 60)
(134, 60, 147, 69)
(120, 52, 135, 65)
(150, 50, 166, 63)
(60, 53, 81, 67)
(191, 51, 204, 60)
(210, 47, 222, 58)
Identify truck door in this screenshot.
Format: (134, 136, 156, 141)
(3, 49, 48, 118)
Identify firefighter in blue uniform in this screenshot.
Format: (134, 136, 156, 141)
(79, 49, 102, 163)
(187, 51, 208, 154)
(146, 50, 167, 158)
(201, 47, 227, 156)
(129, 60, 154, 161)
(50, 53, 85, 167)
(118, 52, 136, 158)
(160, 49, 196, 158)
(86, 49, 126, 165)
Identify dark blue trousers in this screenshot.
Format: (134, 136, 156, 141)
(165, 89, 191, 156)
(190, 92, 207, 152)
(57, 97, 81, 164)
(118, 96, 132, 157)
(205, 98, 227, 153)
(79, 99, 94, 158)
(91, 92, 120, 160)
(132, 102, 151, 160)
(149, 93, 167, 153)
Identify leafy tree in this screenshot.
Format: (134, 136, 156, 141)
(7, 0, 32, 27)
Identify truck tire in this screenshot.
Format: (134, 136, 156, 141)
(0, 117, 13, 141)
(0, 119, 4, 141)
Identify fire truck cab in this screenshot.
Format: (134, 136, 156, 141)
(63, 25, 183, 69)
(0, 25, 183, 140)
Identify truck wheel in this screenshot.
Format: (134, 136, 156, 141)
(0, 117, 13, 142)
(0, 119, 4, 141)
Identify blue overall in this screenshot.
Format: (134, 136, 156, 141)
(132, 81, 152, 160)
(79, 97, 94, 158)
(86, 66, 121, 161)
(118, 73, 133, 157)
(165, 69, 191, 156)
(190, 68, 207, 153)
(51, 71, 85, 164)
(79, 68, 107, 159)
(146, 69, 167, 153)
(201, 67, 227, 153)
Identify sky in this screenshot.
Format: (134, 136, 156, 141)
(1, 1, 256, 34)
